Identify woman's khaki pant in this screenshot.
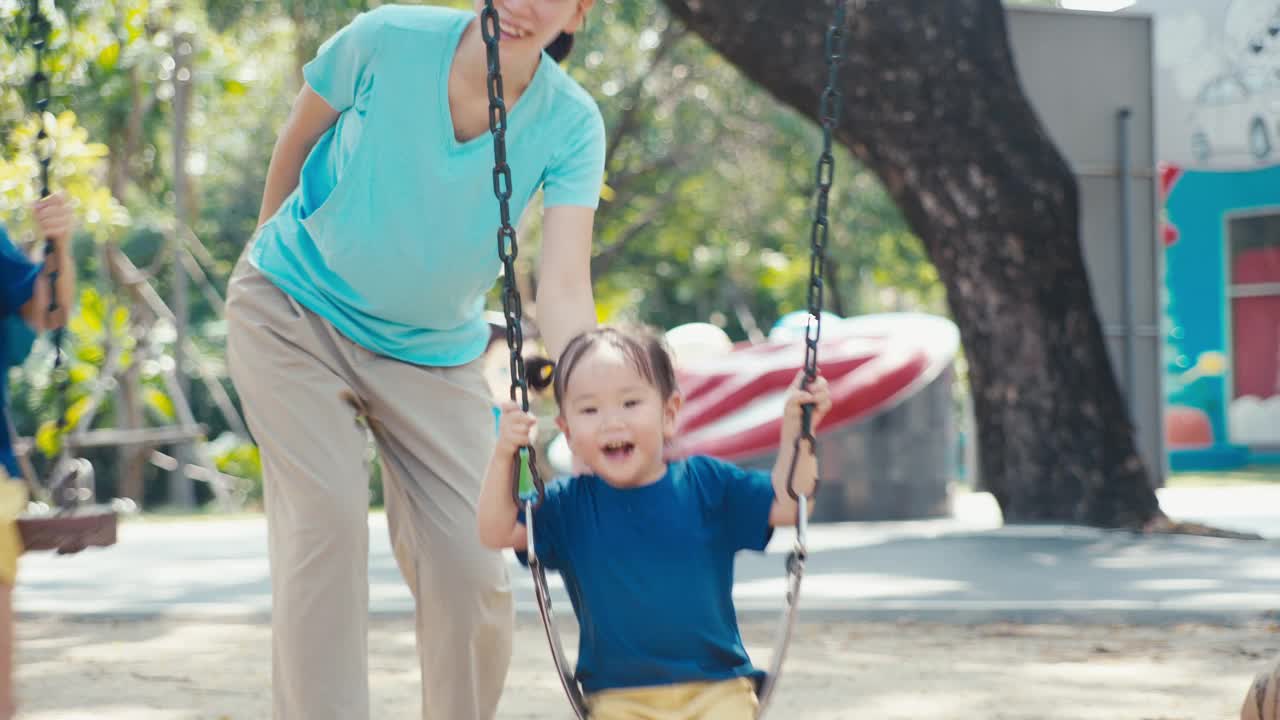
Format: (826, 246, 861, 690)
(225, 257, 512, 720)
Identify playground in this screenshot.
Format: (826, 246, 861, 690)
(15, 482, 1280, 717)
(2, 0, 1279, 718)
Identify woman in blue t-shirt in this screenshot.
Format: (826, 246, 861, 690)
(479, 327, 831, 717)
(223, 2, 602, 718)
(0, 193, 77, 720)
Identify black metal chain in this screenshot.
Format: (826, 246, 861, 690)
(759, 5, 848, 717)
(480, 1, 546, 508)
(27, 3, 73, 493)
(481, 9, 587, 715)
(26, 3, 81, 510)
(785, 0, 847, 504)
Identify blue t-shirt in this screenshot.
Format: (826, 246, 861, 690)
(0, 225, 40, 477)
(250, 4, 607, 367)
(520, 455, 777, 694)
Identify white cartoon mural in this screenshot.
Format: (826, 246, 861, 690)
(1137, 0, 1280, 167)
(1132, 0, 1280, 465)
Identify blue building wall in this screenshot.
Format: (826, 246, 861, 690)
(1164, 163, 1280, 469)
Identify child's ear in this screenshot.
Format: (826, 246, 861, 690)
(555, 414, 570, 440)
(662, 391, 683, 439)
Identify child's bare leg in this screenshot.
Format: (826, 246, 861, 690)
(0, 478, 26, 720)
(0, 582, 14, 720)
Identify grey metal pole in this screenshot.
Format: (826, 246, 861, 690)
(1117, 107, 1136, 417)
(168, 33, 195, 508)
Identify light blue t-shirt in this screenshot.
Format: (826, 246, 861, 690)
(250, 5, 606, 366)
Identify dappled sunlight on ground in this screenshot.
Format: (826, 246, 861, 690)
(735, 573, 970, 601)
(740, 622, 1278, 719)
(12, 617, 1277, 719)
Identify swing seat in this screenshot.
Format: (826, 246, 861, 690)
(17, 507, 116, 554)
(16, 457, 117, 554)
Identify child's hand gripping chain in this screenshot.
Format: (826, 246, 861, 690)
(495, 401, 538, 459)
(478, 402, 539, 552)
(768, 371, 833, 527)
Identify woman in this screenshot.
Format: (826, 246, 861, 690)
(224, 2, 603, 719)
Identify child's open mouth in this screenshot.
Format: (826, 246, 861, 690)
(602, 441, 635, 460)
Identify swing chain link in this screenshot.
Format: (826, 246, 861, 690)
(760, 6, 848, 718)
(787, 0, 846, 504)
(480, 1, 546, 508)
(482, 6, 587, 717)
(27, 1, 75, 508)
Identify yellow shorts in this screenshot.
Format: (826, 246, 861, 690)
(0, 478, 25, 585)
(586, 676, 758, 720)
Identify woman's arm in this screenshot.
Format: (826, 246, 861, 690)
(535, 205, 597, 360)
(21, 193, 76, 331)
(256, 85, 340, 228)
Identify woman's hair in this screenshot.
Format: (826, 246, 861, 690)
(545, 32, 574, 62)
(529, 327, 678, 408)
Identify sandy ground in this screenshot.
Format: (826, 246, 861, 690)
(14, 616, 1279, 719)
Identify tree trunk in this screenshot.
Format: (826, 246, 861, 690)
(107, 66, 152, 203)
(659, 0, 1161, 527)
(116, 361, 149, 505)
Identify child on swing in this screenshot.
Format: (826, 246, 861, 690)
(478, 325, 831, 719)
(0, 193, 78, 720)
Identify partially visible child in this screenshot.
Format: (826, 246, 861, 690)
(478, 325, 831, 719)
(0, 193, 78, 720)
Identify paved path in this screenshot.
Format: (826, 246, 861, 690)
(17, 487, 1280, 623)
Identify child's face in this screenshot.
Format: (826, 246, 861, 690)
(555, 344, 680, 488)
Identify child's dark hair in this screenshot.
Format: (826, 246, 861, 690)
(526, 327, 678, 407)
(546, 32, 574, 63)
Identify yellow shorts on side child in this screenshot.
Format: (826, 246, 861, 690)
(586, 677, 758, 720)
(0, 476, 25, 586)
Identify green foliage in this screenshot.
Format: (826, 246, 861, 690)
(23, 287, 122, 456)
(529, 0, 943, 338)
(0, 112, 128, 240)
(207, 430, 262, 502)
(2, 0, 943, 510)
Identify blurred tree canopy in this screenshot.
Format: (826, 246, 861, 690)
(0, 0, 940, 507)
